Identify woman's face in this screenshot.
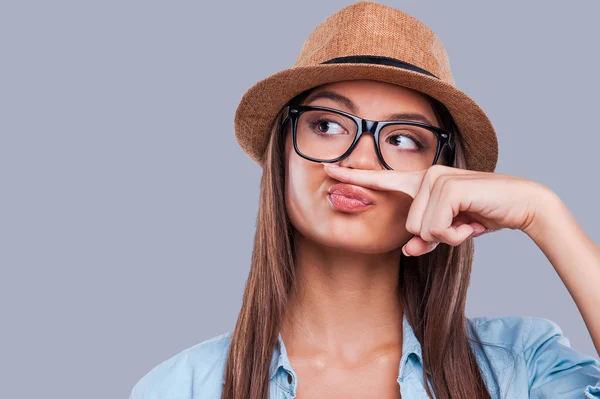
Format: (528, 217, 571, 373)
(284, 79, 441, 253)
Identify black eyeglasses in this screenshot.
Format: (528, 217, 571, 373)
(281, 105, 455, 171)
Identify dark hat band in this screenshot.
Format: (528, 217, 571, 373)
(321, 55, 439, 79)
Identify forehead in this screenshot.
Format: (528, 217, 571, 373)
(302, 79, 438, 125)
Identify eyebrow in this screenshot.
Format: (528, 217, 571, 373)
(303, 90, 437, 126)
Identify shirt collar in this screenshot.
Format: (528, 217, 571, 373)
(398, 311, 423, 377)
(269, 312, 424, 381)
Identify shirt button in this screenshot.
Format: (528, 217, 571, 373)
(287, 374, 293, 384)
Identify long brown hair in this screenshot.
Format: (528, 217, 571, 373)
(221, 86, 508, 399)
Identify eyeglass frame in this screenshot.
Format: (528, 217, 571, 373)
(280, 104, 456, 170)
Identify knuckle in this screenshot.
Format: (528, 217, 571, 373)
(430, 226, 446, 238)
(436, 175, 452, 191)
(426, 164, 450, 178)
(420, 233, 431, 243)
(405, 220, 419, 235)
(428, 164, 447, 174)
(424, 165, 442, 183)
(429, 229, 449, 244)
(421, 229, 436, 243)
(427, 166, 453, 191)
(440, 176, 461, 196)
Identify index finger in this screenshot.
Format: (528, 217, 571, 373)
(322, 164, 426, 199)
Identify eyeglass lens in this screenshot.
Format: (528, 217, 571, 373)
(295, 109, 440, 171)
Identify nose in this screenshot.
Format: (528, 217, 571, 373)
(338, 128, 383, 170)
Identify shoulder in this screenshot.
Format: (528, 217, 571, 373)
(130, 331, 232, 399)
(469, 315, 600, 396)
(468, 314, 558, 352)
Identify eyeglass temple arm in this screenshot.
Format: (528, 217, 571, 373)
(281, 105, 291, 127)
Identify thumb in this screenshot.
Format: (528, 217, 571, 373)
(402, 236, 439, 257)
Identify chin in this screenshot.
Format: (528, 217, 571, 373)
(307, 220, 400, 254)
(321, 236, 400, 254)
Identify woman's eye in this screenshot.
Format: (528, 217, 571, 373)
(313, 120, 345, 135)
(388, 135, 421, 150)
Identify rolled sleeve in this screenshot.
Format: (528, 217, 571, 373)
(523, 316, 600, 398)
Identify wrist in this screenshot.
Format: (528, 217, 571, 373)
(522, 184, 566, 244)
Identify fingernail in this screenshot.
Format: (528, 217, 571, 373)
(471, 228, 489, 238)
(402, 245, 410, 257)
(322, 162, 339, 168)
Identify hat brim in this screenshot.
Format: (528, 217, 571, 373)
(234, 63, 498, 173)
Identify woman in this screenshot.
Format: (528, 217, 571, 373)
(130, 2, 600, 398)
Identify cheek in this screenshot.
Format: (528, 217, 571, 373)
(285, 141, 323, 232)
(284, 133, 338, 243)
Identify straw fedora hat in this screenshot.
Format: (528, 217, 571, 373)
(233, 1, 498, 173)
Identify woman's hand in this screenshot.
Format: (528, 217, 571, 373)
(322, 163, 559, 257)
(322, 163, 600, 356)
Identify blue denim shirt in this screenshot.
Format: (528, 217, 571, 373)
(130, 313, 600, 398)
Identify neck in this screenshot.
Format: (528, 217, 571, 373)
(281, 231, 404, 364)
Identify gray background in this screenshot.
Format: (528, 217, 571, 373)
(1, 1, 599, 398)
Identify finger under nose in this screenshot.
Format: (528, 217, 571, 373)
(322, 164, 425, 199)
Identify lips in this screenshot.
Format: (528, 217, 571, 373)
(327, 183, 375, 205)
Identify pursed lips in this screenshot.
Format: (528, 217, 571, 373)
(327, 183, 375, 205)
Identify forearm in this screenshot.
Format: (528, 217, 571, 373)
(524, 189, 600, 357)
